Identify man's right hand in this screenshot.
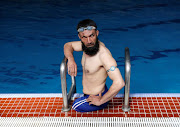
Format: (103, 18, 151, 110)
(67, 58, 77, 76)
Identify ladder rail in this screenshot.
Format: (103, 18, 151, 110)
(60, 56, 76, 112)
(122, 47, 131, 112)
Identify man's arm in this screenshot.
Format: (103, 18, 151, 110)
(64, 41, 82, 76)
(87, 49, 125, 106)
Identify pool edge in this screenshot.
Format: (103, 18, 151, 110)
(0, 93, 180, 98)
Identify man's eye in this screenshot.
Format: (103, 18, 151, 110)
(90, 34, 94, 37)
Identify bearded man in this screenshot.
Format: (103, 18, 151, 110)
(64, 19, 125, 112)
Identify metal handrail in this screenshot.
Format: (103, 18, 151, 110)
(122, 47, 131, 112)
(60, 56, 76, 112)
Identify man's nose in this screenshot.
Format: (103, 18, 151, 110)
(87, 37, 91, 43)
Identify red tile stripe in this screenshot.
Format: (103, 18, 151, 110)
(0, 97, 179, 117)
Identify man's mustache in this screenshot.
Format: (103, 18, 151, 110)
(86, 43, 95, 47)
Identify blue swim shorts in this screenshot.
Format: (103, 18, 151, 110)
(72, 85, 109, 112)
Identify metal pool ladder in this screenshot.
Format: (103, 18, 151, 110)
(122, 47, 131, 112)
(60, 47, 131, 112)
(60, 57, 76, 112)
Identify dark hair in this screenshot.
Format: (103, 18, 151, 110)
(77, 19, 97, 30)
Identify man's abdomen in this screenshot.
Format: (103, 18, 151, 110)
(82, 75, 107, 95)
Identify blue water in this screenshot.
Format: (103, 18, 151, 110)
(0, 0, 180, 94)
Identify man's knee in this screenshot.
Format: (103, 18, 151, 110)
(72, 97, 87, 112)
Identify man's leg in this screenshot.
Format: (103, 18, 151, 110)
(72, 85, 109, 112)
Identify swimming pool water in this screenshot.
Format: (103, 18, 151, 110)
(0, 0, 180, 94)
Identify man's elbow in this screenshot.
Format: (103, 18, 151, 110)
(64, 42, 70, 50)
(64, 43, 73, 53)
(116, 81, 125, 91)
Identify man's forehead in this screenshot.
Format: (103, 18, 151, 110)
(79, 30, 96, 36)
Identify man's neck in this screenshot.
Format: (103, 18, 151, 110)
(83, 52, 97, 58)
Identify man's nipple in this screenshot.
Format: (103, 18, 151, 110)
(85, 69, 89, 73)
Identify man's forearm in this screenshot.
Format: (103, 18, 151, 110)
(64, 43, 74, 60)
(64, 43, 78, 76)
(100, 82, 124, 105)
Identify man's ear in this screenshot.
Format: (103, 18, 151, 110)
(78, 34, 81, 39)
(96, 30, 99, 36)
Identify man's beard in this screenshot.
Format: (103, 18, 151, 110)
(81, 38, 99, 56)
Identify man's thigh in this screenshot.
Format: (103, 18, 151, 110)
(72, 96, 108, 112)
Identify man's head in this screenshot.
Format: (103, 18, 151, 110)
(77, 19, 99, 56)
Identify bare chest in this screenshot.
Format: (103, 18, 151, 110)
(81, 55, 102, 74)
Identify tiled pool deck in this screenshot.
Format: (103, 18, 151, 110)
(0, 96, 180, 117)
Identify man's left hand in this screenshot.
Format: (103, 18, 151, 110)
(86, 93, 102, 106)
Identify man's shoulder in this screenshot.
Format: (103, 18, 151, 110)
(99, 44, 112, 58)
